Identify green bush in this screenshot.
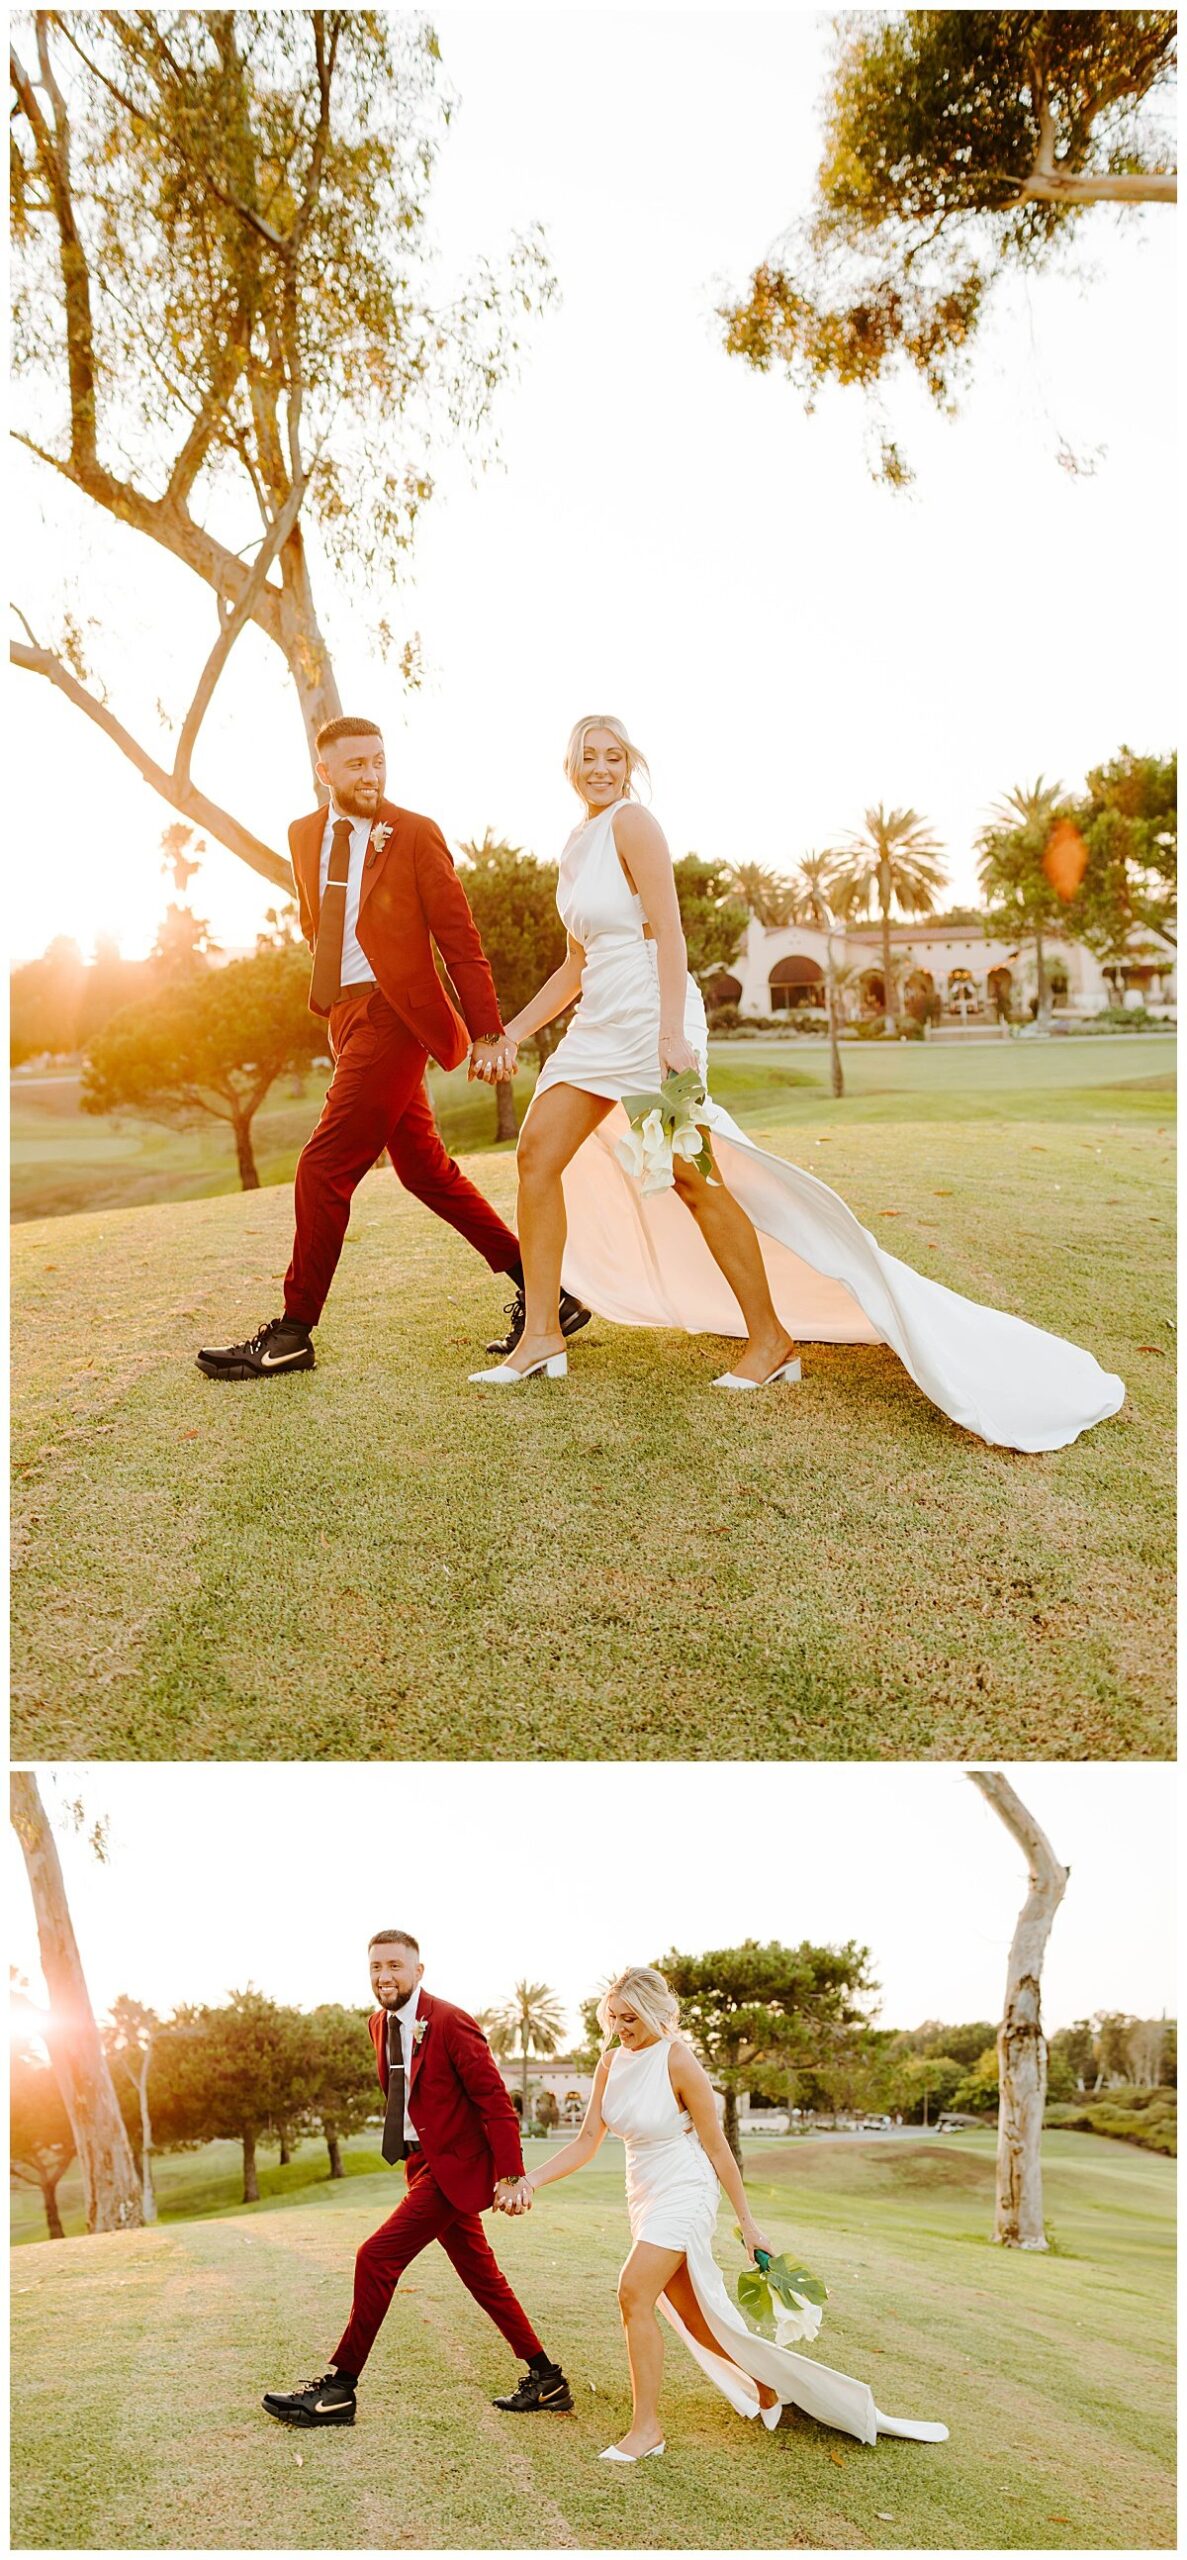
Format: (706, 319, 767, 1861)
(1045, 2088, 1176, 2156)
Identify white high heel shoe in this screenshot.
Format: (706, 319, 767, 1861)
(759, 2400, 783, 2431)
(713, 1357, 802, 1391)
(598, 2439, 666, 2464)
(468, 1351, 568, 1385)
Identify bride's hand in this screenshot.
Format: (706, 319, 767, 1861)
(659, 1030, 699, 1078)
(743, 2224, 774, 2263)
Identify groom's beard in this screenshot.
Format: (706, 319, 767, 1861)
(334, 785, 381, 818)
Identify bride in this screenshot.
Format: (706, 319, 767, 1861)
(510, 1965, 947, 2463)
(467, 714, 1124, 1451)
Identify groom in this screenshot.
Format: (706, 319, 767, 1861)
(197, 716, 587, 1377)
(262, 1928, 571, 2427)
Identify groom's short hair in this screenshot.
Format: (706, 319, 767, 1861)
(369, 1927, 419, 1954)
(316, 714, 383, 751)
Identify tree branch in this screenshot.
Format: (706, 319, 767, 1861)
(11, 628, 289, 888)
(11, 37, 99, 475)
(173, 473, 306, 793)
(11, 433, 286, 647)
(1016, 168, 1176, 205)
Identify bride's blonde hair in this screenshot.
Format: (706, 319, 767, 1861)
(563, 714, 651, 805)
(596, 1965, 680, 2052)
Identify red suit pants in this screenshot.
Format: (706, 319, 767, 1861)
(284, 988, 519, 1326)
(330, 2151, 543, 2376)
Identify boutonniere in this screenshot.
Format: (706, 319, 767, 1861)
(367, 822, 393, 860)
(412, 2016, 429, 2049)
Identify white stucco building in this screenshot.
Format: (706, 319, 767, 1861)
(709, 915, 1176, 1024)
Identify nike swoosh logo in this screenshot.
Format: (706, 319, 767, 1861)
(313, 2398, 350, 2412)
(260, 1348, 310, 1367)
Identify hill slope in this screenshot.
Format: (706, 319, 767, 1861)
(10, 2134, 1174, 2551)
(12, 1085, 1173, 1756)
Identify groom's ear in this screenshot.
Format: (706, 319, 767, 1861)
(315, 757, 330, 790)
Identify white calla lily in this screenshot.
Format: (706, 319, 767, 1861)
(615, 1126, 647, 1178)
(671, 1122, 706, 1162)
(772, 2292, 824, 2346)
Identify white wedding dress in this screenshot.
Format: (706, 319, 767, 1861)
(530, 802, 1125, 1452)
(601, 2035, 947, 2446)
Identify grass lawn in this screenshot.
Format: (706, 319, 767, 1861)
(10, 2131, 1174, 2550)
(11, 1040, 1174, 1758)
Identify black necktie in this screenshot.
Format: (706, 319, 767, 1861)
(381, 2009, 407, 2165)
(309, 818, 354, 1012)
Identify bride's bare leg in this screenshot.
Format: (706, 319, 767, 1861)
(671, 1148, 795, 1384)
(511, 1084, 613, 1372)
(614, 2241, 684, 2454)
(662, 2263, 778, 2410)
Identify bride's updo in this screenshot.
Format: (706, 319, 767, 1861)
(563, 714, 651, 804)
(597, 1965, 680, 2050)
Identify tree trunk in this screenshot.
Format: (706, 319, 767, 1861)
(879, 865, 896, 1032)
(969, 1770, 1069, 2250)
(326, 2133, 344, 2180)
(722, 2083, 744, 2171)
(278, 2131, 291, 2166)
(232, 1110, 261, 1190)
(825, 950, 845, 1098)
(1034, 927, 1050, 1027)
(9, 1773, 143, 2235)
(242, 2129, 260, 2204)
(136, 2052, 157, 2224)
(495, 1080, 517, 1142)
(41, 2173, 66, 2242)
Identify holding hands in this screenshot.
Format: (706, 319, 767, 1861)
(469, 1034, 519, 1085)
(493, 2174, 534, 2217)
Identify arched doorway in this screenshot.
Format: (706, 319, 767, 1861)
(986, 964, 1013, 1021)
(705, 970, 743, 1009)
(859, 969, 885, 1014)
(769, 954, 825, 1011)
(904, 967, 936, 1026)
(947, 967, 979, 1019)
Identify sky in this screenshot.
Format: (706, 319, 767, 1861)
(7, 7, 1177, 965)
(8, 1763, 1175, 2042)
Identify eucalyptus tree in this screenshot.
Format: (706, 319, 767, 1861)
(968, 1770, 1068, 2250)
(721, 11, 1177, 481)
(10, 10, 554, 884)
(9, 1771, 143, 2233)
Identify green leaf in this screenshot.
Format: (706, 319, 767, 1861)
(736, 2265, 776, 2336)
(766, 2255, 829, 2308)
(621, 1088, 665, 1128)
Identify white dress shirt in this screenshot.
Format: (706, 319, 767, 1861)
(393, 1986, 421, 2143)
(319, 804, 375, 988)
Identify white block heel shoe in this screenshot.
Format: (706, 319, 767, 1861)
(598, 2440, 666, 2463)
(468, 1352, 568, 1384)
(713, 1357, 802, 1391)
(760, 2400, 784, 2430)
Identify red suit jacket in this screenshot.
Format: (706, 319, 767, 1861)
(289, 798, 504, 1067)
(369, 1992, 525, 2214)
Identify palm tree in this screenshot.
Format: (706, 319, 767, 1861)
(723, 863, 801, 928)
(490, 1980, 566, 2125)
(976, 777, 1064, 1028)
(824, 806, 947, 1033)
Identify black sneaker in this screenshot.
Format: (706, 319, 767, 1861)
(196, 1317, 315, 1381)
(485, 1291, 591, 1359)
(492, 2363, 574, 2413)
(262, 2372, 356, 2427)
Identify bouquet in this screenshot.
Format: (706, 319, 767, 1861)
(614, 1067, 713, 1195)
(734, 2241, 828, 2347)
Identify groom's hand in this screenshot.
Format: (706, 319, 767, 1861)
(469, 1034, 518, 1084)
(494, 2175, 532, 2215)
